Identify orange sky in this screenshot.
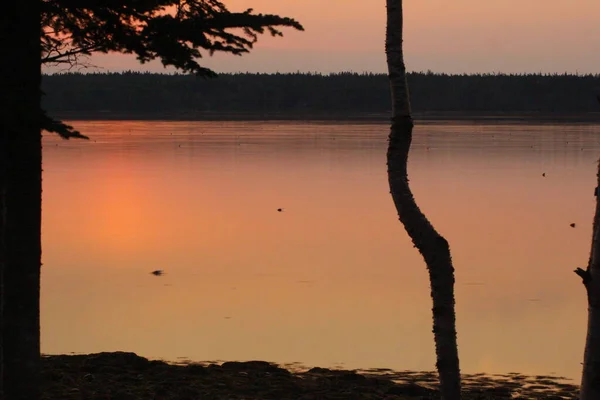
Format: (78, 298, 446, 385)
(45, 0, 600, 74)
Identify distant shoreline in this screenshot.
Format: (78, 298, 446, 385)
(54, 111, 600, 124)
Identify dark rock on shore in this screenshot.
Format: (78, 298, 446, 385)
(41, 352, 579, 399)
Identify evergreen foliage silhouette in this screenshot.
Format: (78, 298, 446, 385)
(42, 72, 600, 117)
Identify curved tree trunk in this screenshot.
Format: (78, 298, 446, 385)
(0, 2, 42, 400)
(576, 161, 600, 400)
(385, 1, 461, 399)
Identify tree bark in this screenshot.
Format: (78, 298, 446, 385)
(0, 2, 42, 400)
(576, 161, 600, 400)
(385, 1, 461, 399)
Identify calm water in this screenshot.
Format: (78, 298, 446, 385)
(41, 120, 600, 380)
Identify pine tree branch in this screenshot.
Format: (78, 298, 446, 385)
(42, 44, 101, 64)
(41, 111, 89, 140)
(42, 1, 304, 76)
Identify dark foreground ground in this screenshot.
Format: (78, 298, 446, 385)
(42, 352, 578, 399)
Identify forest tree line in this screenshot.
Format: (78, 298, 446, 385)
(42, 71, 600, 118)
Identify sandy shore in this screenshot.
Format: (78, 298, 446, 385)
(41, 352, 579, 399)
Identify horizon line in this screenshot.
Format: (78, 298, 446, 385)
(43, 70, 600, 77)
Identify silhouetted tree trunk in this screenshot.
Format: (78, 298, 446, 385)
(575, 162, 600, 400)
(385, 1, 461, 399)
(0, 2, 42, 400)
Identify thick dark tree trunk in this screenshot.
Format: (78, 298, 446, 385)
(576, 162, 600, 400)
(385, 1, 461, 399)
(0, 2, 42, 400)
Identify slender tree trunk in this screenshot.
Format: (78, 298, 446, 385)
(575, 161, 600, 400)
(385, 1, 461, 399)
(0, 2, 42, 400)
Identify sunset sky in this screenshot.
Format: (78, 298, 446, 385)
(48, 0, 600, 75)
